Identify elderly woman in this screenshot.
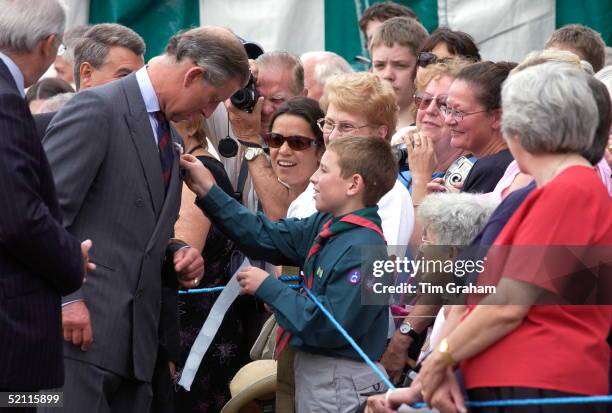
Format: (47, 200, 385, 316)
(381, 59, 475, 380)
(366, 192, 497, 413)
(398, 58, 471, 201)
(288, 72, 414, 246)
(428, 61, 516, 194)
(266, 96, 325, 215)
(415, 63, 612, 413)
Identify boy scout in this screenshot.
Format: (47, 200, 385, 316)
(180, 136, 398, 412)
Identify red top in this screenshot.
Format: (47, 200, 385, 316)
(462, 166, 612, 395)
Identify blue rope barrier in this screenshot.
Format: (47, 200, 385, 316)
(177, 274, 612, 408)
(278, 275, 302, 282)
(411, 395, 612, 409)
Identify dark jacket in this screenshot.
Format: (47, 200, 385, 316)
(0, 59, 83, 390)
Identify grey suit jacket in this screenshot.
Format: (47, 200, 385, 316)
(42, 73, 182, 382)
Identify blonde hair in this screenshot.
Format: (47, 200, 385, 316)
(414, 57, 473, 92)
(320, 72, 398, 140)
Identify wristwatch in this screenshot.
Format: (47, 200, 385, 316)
(438, 338, 457, 367)
(399, 322, 420, 341)
(244, 147, 265, 161)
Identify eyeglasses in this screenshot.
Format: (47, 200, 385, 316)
(317, 118, 373, 135)
(439, 105, 489, 121)
(264, 132, 320, 151)
(414, 92, 448, 111)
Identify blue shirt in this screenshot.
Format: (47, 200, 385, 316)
(0, 52, 25, 97)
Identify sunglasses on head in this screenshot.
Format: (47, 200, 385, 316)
(414, 91, 448, 111)
(417, 51, 438, 68)
(264, 133, 320, 151)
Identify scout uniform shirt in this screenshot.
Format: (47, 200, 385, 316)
(197, 185, 390, 361)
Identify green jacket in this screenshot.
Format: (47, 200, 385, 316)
(196, 185, 389, 361)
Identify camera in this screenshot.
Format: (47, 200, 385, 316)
(230, 73, 259, 113)
(392, 143, 408, 166)
(443, 156, 475, 189)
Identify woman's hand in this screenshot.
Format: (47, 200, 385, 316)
(405, 132, 437, 181)
(179, 154, 215, 197)
(427, 368, 466, 413)
(419, 350, 450, 402)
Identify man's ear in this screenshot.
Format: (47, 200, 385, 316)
(79, 62, 94, 89)
(39, 34, 58, 59)
(184, 66, 205, 87)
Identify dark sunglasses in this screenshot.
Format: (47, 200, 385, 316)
(414, 92, 448, 111)
(264, 133, 320, 151)
(417, 51, 438, 68)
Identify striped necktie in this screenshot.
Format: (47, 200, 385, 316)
(154, 111, 174, 192)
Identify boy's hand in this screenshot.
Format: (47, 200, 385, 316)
(237, 266, 270, 295)
(180, 154, 215, 197)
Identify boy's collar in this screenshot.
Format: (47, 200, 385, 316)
(332, 205, 380, 223)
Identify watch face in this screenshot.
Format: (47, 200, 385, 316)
(400, 323, 411, 334)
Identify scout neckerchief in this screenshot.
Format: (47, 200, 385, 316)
(274, 206, 386, 358)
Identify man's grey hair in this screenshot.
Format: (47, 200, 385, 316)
(301, 51, 353, 87)
(60, 25, 90, 66)
(166, 27, 249, 88)
(38, 92, 75, 113)
(73, 23, 145, 89)
(502, 62, 598, 154)
(0, 0, 66, 52)
(418, 193, 498, 246)
(257, 51, 304, 95)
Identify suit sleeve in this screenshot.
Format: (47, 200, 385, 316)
(0, 92, 83, 295)
(196, 184, 318, 265)
(43, 90, 110, 228)
(255, 244, 386, 349)
(43, 90, 110, 302)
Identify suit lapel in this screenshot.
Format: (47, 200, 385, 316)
(120, 74, 165, 216)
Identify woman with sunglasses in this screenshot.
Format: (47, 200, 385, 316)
(427, 61, 516, 194)
(399, 59, 472, 201)
(264, 97, 325, 216)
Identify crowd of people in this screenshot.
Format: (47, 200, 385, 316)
(0, 0, 610, 413)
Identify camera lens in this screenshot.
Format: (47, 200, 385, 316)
(230, 89, 252, 110)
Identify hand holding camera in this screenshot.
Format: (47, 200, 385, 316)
(225, 95, 264, 145)
(224, 58, 264, 146)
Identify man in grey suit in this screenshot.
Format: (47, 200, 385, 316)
(41, 27, 249, 412)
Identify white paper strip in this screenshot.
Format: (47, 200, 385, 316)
(178, 258, 250, 391)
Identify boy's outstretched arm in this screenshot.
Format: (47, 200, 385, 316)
(180, 154, 319, 265)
